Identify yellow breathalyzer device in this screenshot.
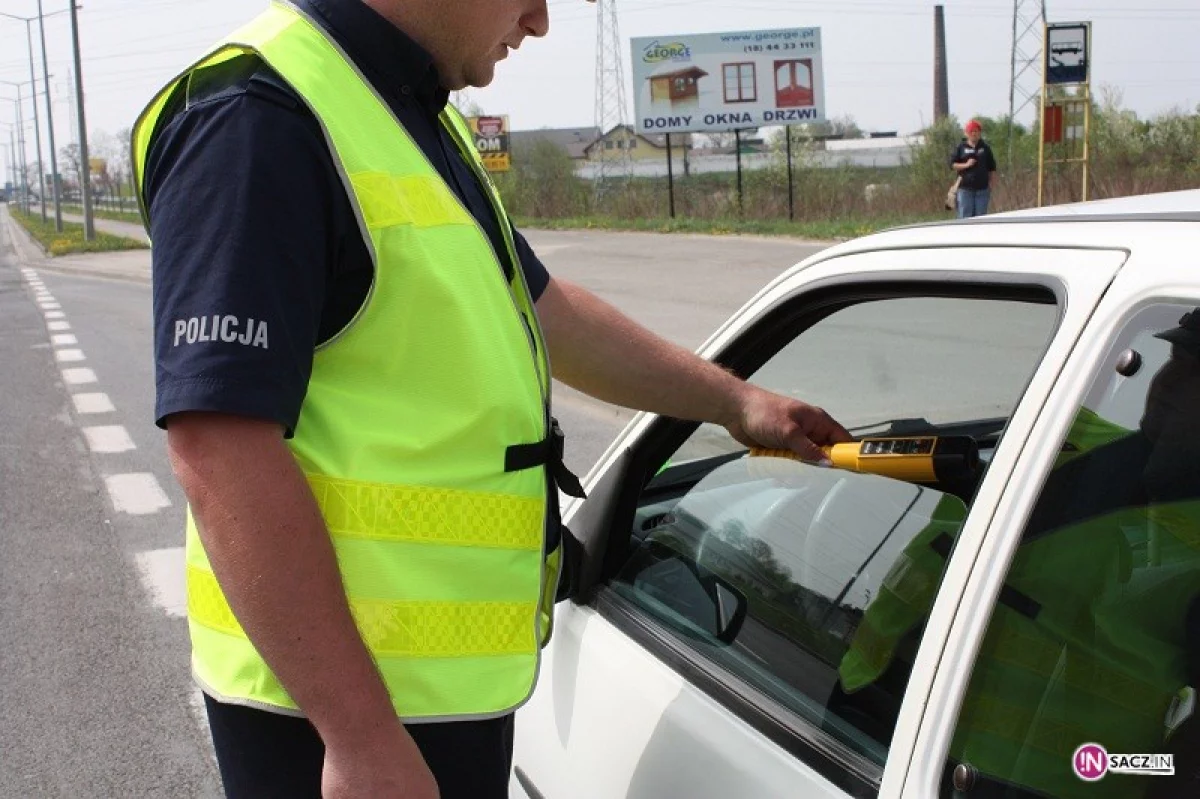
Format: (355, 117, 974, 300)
(752, 435, 980, 483)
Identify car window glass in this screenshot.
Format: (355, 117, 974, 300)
(608, 295, 1059, 771)
(672, 297, 1053, 465)
(942, 303, 1200, 799)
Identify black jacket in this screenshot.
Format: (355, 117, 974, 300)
(950, 138, 997, 190)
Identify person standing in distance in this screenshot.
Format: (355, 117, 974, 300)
(131, 1, 852, 798)
(950, 119, 998, 218)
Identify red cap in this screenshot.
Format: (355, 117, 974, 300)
(965, 119, 982, 133)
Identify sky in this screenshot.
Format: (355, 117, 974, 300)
(1, 0, 1198, 170)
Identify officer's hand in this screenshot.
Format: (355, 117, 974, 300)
(725, 386, 851, 464)
(322, 725, 439, 799)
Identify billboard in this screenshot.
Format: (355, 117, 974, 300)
(1046, 22, 1090, 85)
(467, 115, 511, 172)
(631, 28, 825, 135)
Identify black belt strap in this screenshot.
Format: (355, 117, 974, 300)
(505, 417, 587, 499)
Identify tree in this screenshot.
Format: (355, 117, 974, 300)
(89, 130, 123, 199)
(60, 142, 82, 192)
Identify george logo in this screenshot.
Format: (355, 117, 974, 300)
(642, 40, 691, 64)
(1073, 743, 1174, 782)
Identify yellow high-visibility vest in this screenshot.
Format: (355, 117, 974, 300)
(133, 0, 561, 722)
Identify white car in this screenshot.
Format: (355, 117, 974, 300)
(512, 190, 1200, 799)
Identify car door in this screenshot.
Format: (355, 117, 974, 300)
(511, 243, 1127, 799)
(894, 228, 1200, 799)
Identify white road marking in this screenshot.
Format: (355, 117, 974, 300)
(39, 302, 61, 310)
(134, 547, 187, 618)
(83, 425, 136, 453)
(51, 333, 78, 346)
(35, 291, 52, 299)
(55, 349, 85, 363)
(105, 473, 172, 515)
(72, 393, 115, 414)
(62, 367, 98, 385)
(44, 310, 65, 319)
(131, 548, 215, 744)
(47, 321, 71, 331)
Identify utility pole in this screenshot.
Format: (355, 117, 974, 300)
(1008, 0, 1047, 169)
(1, 10, 52, 223)
(38, 0, 64, 232)
(5, 95, 30, 214)
(593, 0, 632, 199)
(25, 20, 47, 222)
(69, 0, 94, 240)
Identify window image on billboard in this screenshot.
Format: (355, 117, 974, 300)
(631, 28, 826, 135)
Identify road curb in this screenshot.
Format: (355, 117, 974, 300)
(2, 209, 51, 267)
(2, 209, 152, 283)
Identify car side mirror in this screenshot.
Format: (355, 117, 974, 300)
(630, 539, 749, 646)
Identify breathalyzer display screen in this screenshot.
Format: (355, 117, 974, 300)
(860, 437, 936, 456)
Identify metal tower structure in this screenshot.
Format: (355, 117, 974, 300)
(1008, 0, 1047, 161)
(593, 0, 632, 194)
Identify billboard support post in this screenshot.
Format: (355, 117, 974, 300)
(735, 129, 743, 217)
(666, 132, 676, 218)
(786, 128, 795, 221)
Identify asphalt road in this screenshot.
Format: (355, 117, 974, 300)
(0, 208, 826, 795)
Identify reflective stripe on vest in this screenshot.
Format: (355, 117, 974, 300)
(133, 1, 558, 721)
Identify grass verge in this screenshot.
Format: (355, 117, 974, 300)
(512, 213, 950, 240)
(10, 207, 149, 256)
(58, 203, 145, 226)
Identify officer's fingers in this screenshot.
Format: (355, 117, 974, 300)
(782, 428, 830, 465)
(797, 404, 852, 444)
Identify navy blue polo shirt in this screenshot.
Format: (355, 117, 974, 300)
(143, 0, 550, 435)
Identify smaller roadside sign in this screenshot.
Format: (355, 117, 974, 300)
(468, 115, 511, 172)
(1046, 22, 1090, 85)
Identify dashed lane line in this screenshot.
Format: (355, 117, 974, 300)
(105, 473, 172, 515)
(73, 393, 116, 414)
(83, 425, 137, 454)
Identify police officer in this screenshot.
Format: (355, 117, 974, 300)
(132, 1, 850, 797)
(950, 119, 998, 219)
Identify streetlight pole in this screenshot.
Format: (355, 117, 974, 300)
(25, 20, 47, 223)
(68, 0, 94, 240)
(3, 5, 68, 230)
(38, 0, 64, 233)
(2, 98, 29, 214)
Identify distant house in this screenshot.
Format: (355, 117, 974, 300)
(582, 124, 690, 162)
(509, 126, 601, 160)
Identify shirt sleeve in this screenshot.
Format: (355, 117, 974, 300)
(513, 228, 551, 301)
(144, 79, 343, 436)
(986, 146, 998, 172)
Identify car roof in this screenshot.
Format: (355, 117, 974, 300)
(798, 189, 1200, 273)
(960, 187, 1200, 224)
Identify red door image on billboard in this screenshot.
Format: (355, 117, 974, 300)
(775, 59, 814, 108)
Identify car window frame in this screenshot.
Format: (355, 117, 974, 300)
(572, 277, 1065, 797)
(902, 289, 1200, 799)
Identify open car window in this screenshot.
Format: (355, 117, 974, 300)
(599, 292, 1061, 785)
